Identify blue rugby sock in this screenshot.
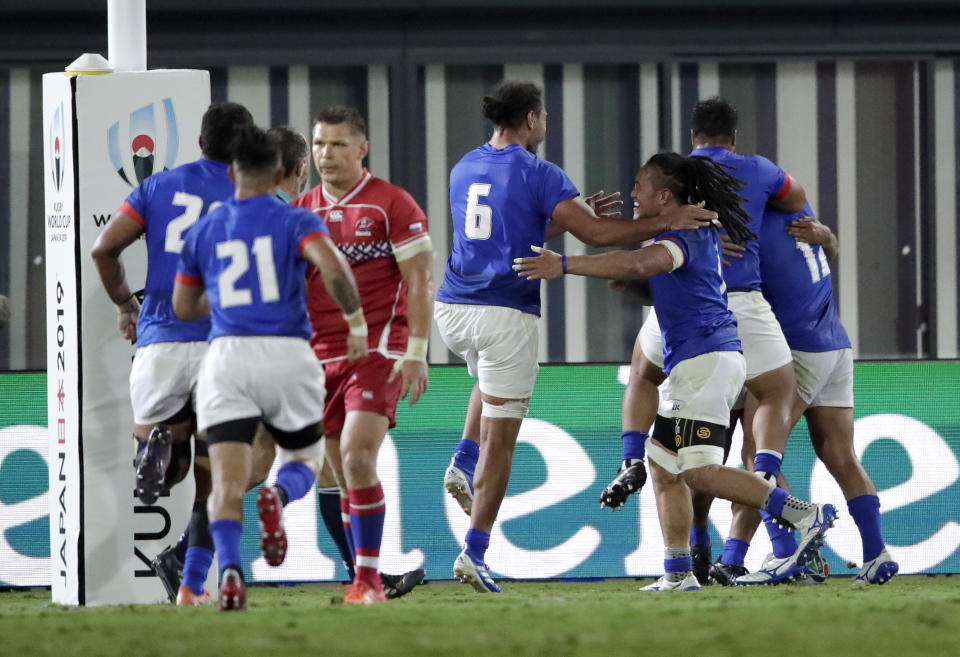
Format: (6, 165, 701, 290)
(762, 511, 798, 558)
(452, 439, 479, 472)
(275, 461, 315, 505)
(182, 546, 214, 595)
(690, 525, 711, 549)
(464, 528, 490, 563)
(318, 486, 355, 580)
(622, 431, 647, 462)
(721, 538, 750, 567)
(762, 487, 789, 518)
(848, 494, 885, 562)
(209, 519, 243, 574)
(754, 450, 783, 479)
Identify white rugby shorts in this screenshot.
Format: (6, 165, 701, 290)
(647, 350, 745, 473)
(129, 341, 207, 425)
(434, 301, 539, 400)
(196, 336, 326, 434)
(661, 350, 746, 426)
(792, 347, 854, 407)
(728, 290, 793, 380)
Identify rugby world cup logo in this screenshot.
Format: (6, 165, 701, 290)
(48, 101, 66, 191)
(108, 98, 179, 187)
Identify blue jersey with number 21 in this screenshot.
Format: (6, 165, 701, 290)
(177, 195, 329, 341)
(437, 143, 579, 316)
(120, 158, 234, 346)
(759, 204, 850, 352)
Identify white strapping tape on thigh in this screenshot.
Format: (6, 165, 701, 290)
(481, 400, 529, 419)
(280, 434, 326, 469)
(645, 436, 681, 476)
(677, 444, 724, 472)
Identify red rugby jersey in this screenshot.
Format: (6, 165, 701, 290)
(296, 170, 429, 362)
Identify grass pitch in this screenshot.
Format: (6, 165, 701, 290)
(1, 577, 957, 657)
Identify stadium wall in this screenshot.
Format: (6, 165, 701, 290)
(2, 361, 959, 588)
(2, 57, 959, 370)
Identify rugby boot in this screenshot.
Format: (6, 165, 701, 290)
(600, 459, 647, 510)
(256, 486, 287, 566)
(136, 424, 172, 505)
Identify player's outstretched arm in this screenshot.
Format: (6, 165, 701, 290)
(787, 215, 838, 260)
(302, 234, 369, 362)
(390, 249, 433, 406)
(550, 197, 716, 247)
(514, 243, 675, 281)
(90, 209, 144, 342)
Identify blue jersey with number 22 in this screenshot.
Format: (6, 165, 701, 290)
(120, 158, 234, 346)
(437, 143, 579, 316)
(177, 195, 329, 341)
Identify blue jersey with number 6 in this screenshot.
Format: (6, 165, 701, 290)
(177, 195, 329, 341)
(437, 143, 578, 316)
(119, 158, 233, 346)
(759, 204, 850, 352)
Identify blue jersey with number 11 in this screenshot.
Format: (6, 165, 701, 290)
(759, 204, 850, 352)
(177, 195, 329, 341)
(437, 143, 579, 316)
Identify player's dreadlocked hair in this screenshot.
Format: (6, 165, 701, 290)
(643, 152, 756, 245)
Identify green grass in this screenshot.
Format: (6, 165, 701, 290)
(1, 577, 958, 657)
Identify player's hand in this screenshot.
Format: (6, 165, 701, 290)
(345, 334, 369, 362)
(513, 245, 564, 280)
(117, 310, 138, 344)
(787, 215, 830, 244)
(666, 202, 717, 231)
(388, 359, 429, 406)
(584, 190, 623, 217)
(720, 233, 746, 266)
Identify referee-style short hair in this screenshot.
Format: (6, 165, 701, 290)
(690, 96, 738, 140)
(267, 126, 308, 177)
(313, 106, 367, 137)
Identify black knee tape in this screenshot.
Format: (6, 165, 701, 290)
(651, 414, 678, 453)
(263, 421, 322, 451)
(206, 417, 260, 446)
(193, 436, 209, 458)
(670, 417, 728, 451)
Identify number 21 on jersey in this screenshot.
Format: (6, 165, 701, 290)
(216, 236, 280, 308)
(465, 183, 492, 240)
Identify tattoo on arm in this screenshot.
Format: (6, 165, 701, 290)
(331, 271, 361, 315)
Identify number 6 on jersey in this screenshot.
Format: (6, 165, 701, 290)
(465, 183, 492, 240)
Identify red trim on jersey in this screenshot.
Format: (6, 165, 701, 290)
(118, 201, 145, 227)
(175, 272, 203, 286)
(773, 175, 792, 200)
(298, 231, 325, 255)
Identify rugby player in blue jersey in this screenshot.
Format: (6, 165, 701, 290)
(173, 124, 368, 611)
(602, 97, 813, 585)
(732, 205, 896, 585)
(435, 81, 718, 592)
(91, 102, 253, 605)
(515, 152, 837, 591)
